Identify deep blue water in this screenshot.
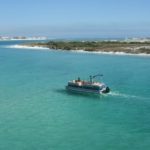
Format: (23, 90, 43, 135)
(0, 41, 150, 150)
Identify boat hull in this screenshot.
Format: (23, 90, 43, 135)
(66, 86, 110, 94)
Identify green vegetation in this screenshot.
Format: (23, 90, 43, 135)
(24, 41, 150, 54)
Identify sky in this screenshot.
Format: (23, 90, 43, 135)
(0, 0, 150, 38)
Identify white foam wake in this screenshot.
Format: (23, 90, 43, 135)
(108, 91, 132, 98)
(108, 91, 149, 100)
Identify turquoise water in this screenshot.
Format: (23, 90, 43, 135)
(0, 41, 150, 150)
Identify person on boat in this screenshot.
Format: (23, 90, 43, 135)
(90, 75, 93, 83)
(78, 77, 81, 82)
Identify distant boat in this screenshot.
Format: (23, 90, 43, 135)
(66, 74, 110, 94)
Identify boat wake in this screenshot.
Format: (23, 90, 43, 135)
(107, 91, 149, 100)
(108, 91, 132, 98)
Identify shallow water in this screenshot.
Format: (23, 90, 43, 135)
(0, 41, 150, 150)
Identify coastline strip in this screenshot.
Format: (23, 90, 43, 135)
(7, 44, 150, 57)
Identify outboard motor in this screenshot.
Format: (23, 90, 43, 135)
(102, 86, 110, 93)
(105, 87, 110, 93)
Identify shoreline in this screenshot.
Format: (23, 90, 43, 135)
(21, 40, 150, 54)
(8, 45, 49, 50)
(8, 44, 150, 57)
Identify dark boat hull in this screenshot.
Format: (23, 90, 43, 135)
(66, 86, 110, 94)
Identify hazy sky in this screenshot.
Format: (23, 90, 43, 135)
(0, 0, 150, 38)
